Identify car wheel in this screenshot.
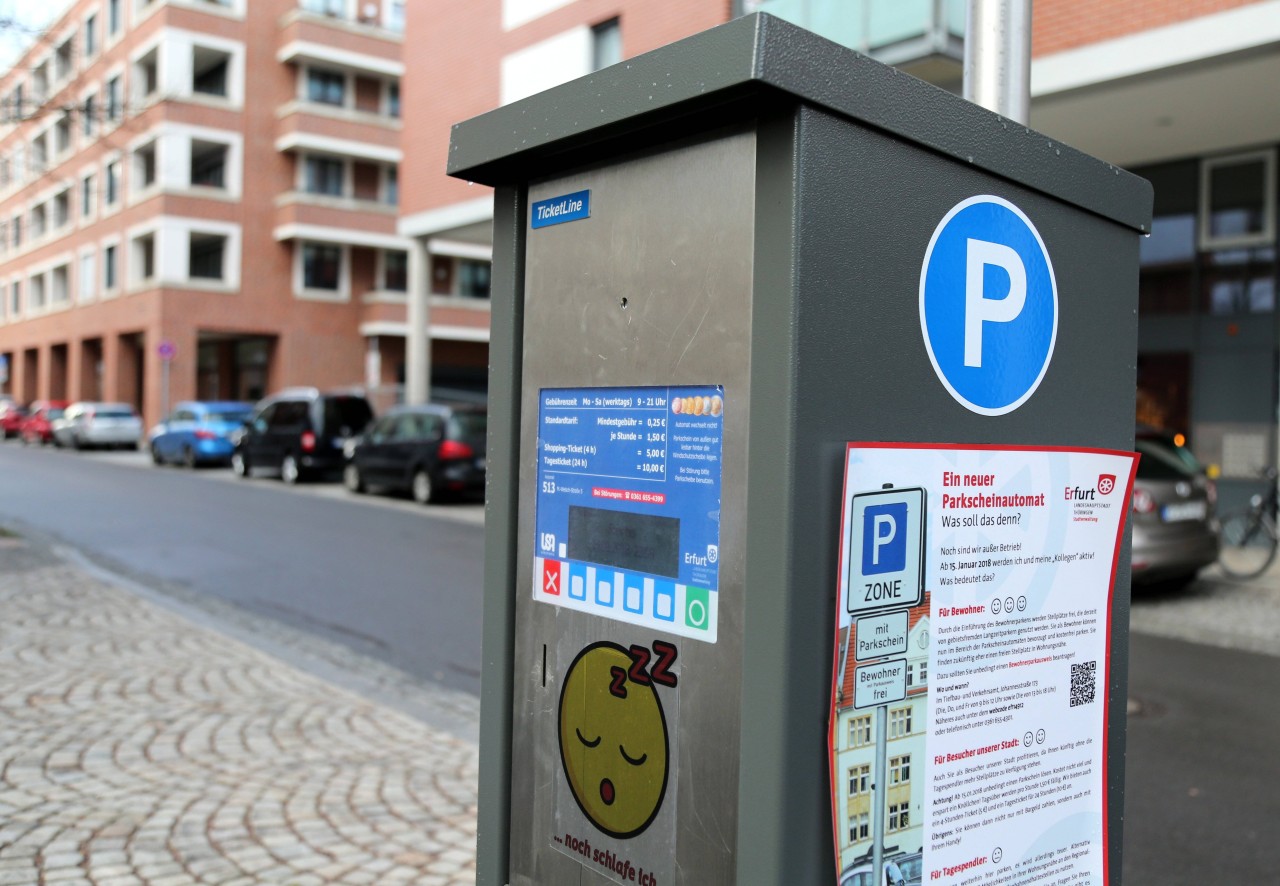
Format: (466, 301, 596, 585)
(412, 469, 434, 504)
(344, 463, 365, 493)
(71, 435, 83, 451)
(231, 451, 250, 479)
(150, 444, 163, 465)
(182, 446, 197, 469)
(281, 454, 302, 485)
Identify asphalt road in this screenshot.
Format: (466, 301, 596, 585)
(0, 442, 486, 694)
(2, 441, 1277, 882)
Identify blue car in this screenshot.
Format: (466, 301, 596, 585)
(149, 401, 254, 467)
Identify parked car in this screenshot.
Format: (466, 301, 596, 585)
(53, 402, 144, 450)
(232, 388, 373, 484)
(19, 401, 69, 445)
(0, 401, 27, 438)
(343, 403, 487, 504)
(148, 401, 254, 467)
(1131, 428, 1219, 586)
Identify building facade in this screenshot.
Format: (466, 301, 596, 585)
(0, 0, 406, 422)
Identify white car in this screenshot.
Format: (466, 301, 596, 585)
(54, 402, 143, 450)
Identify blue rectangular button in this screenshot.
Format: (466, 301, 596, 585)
(532, 190, 590, 229)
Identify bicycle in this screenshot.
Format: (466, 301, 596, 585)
(1218, 466, 1279, 579)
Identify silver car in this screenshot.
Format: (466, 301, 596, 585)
(1131, 430, 1219, 586)
(55, 402, 144, 450)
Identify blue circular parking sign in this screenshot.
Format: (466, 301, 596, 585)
(919, 195, 1057, 416)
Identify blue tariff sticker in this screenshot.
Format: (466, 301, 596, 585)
(534, 386, 723, 643)
(532, 190, 591, 229)
(919, 195, 1058, 416)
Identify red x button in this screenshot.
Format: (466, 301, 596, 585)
(542, 560, 561, 596)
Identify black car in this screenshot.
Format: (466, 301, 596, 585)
(343, 403, 486, 503)
(232, 388, 374, 484)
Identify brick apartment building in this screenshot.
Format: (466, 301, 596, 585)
(0, 0, 406, 423)
(400, 0, 1278, 508)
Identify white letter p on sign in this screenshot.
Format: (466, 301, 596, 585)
(964, 238, 1027, 368)
(872, 514, 897, 566)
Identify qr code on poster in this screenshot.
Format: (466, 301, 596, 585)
(1070, 660, 1097, 707)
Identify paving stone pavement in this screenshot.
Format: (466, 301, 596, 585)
(0, 537, 479, 885)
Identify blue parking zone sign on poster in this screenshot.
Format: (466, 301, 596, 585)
(919, 195, 1058, 416)
(845, 487, 925, 616)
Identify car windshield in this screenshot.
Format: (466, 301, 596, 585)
(47, 409, 64, 419)
(207, 410, 251, 424)
(1136, 436, 1202, 480)
(95, 408, 135, 419)
(897, 857, 922, 878)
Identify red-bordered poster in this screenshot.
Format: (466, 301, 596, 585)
(828, 444, 1138, 886)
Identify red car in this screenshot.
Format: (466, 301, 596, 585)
(0, 401, 27, 438)
(20, 400, 69, 445)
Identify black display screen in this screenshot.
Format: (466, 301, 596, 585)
(567, 506, 680, 578)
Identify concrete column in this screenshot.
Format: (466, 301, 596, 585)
(405, 237, 432, 404)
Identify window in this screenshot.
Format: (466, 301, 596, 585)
(382, 250, 407, 291)
(592, 18, 621, 71)
(888, 803, 910, 832)
(303, 156, 344, 196)
(29, 274, 46, 310)
(302, 0, 346, 16)
(192, 46, 230, 97)
(106, 76, 122, 122)
(9, 281, 19, 315)
(306, 68, 345, 106)
(385, 0, 405, 32)
(31, 133, 47, 173)
(55, 37, 74, 82)
(888, 706, 912, 738)
(134, 48, 159, 101)
(132, 232, 155, 282)
(188, 233, 226, 280)
(81, 174, 95, 217)
(302, 242, 341, 290)
(11, 216, 21, 247)
(51, 265, 68, 304)
(133, 141, 157, 190)
(918, 661, 927, 684)
(1200, 151, 1276, 250)
(79, 252, 96, 301)
(849, 714, 871, 747)
(849, 812, 869, 843)
(54, 189, 70, 227)
(889, 754, 911, 785)
(85, 15, 98, 58)
(384, 165, 398, 205)
(848, 764, 870, 797)
(190, 140, 228, 188)
(30, 203, 46, 238)
(55, 114, 71, 155)
(458, 259, 491, 299)
(82, 94, 98, 137)
(32, 61, 48, 102)
(386, 82, 400, 117)
(105, 160, 120, 205)
(103, 244, 117, 289)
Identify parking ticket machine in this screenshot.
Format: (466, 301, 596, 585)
(449, 14, 1152, 886)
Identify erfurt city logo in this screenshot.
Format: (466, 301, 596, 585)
(1097, 474, 1117, 495)
(1064, 486, 1097, 501)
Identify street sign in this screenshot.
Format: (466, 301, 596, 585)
(852, 659, 907, 709)
(0, 354, 7, 384)
(157, 341, 176, 361)
(845, 486, 925, 616)
(919, 195, 1058, 416)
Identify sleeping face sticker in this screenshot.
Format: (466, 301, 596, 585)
(558, 641, 670, 838)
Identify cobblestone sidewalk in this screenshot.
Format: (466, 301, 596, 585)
(0, 536, 479, 886)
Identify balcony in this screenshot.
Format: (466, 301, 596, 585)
(278, 6, 403, 78)
(273, 192, 400, 245)
(744, 0, 965, 89)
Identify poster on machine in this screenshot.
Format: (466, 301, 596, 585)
(827, 444, 1137, 886)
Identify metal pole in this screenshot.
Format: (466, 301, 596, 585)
(161, 360, 170, 419)
(963, 0, 1033, 124)
(872, 704, 887, 886)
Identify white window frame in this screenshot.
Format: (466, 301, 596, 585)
(294, 239, 350, 301)
(298, 151, 350, 198)
(104, 67, 126, 128)
(79, 165, 98, 224)
(300, 64, 352, 110)
(102, 153, 123, 214)
(80, 86, 100, 140)
(375, 248, 408, 296)
(107, 0, 127, 43)
(79, 246, 98, 303)
(83, 8, 101, 62)
(1199, 149, 1277, 251)
(101, 235, 121, 297)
